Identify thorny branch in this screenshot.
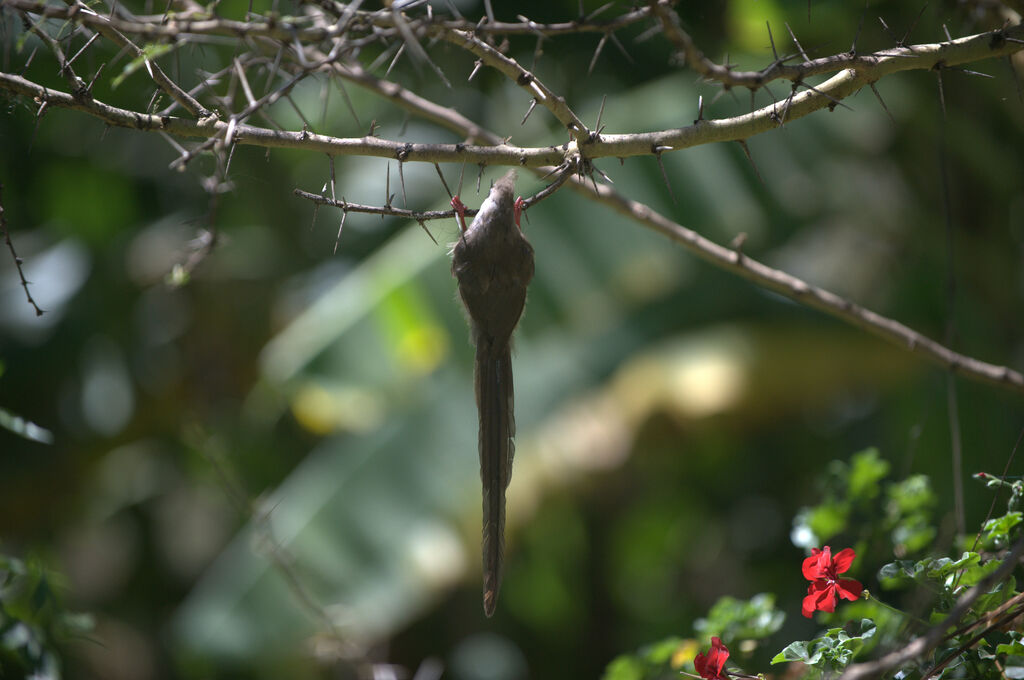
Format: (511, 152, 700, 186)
(2, 0, 1024, 404)
(0, 183, 45, 316)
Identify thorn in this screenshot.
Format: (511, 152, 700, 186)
(368, 119, 378, 137)
(417, 219, 438, 245)
(483, 0, 495, 23)
(785, 22, 810, 62)
(521, 98, 538, 125)
(936, 67, 946, 119)
(869, 82, 896, 123)
(731, 232, 748, 262)
(851, 6, 866, 54)
(695, 94, 705, 122)
(799, 81, 854, 112)
(468, 59, 483, 82)
(901, 4, 928, 47)
(766, 21, 779, 60)
(531, 35, 544, 71)
(85, 62, 106, 94)
(333, 75, 362, 128)
(608, 32, 634, 65)
(66, 32, 100, 71)
(592, 164, 613, 184)
(442, 0, 463, 20)
(385, 162, 391, 208)
(367, 41, 400, 74)
(21, 46, 39, 76)
(310, 203, 320, 231)
(780, 86, 796, 124)
(434, 163, 453, 200)
(398, 161, 408, 207)
(588, 33, 608, 75)
(654, 151, 676, 205)
(457, 161, 466, 198)
(584, 2, 613, 22)
(634, 22, 662, 44)
(595, 94, 607, 132)
(737, 140, 765, 187)
(878, 16, 897, 45)
(386, 42, 406, 78)
(334, 208, 347, 254)
(949, 67, 993, 79)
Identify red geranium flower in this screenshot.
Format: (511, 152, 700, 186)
(694, 636, 730, 680)
(801, 546, 863, 617)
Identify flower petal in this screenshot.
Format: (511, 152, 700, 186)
(836, 577, 864, 601)
(695, 651, 709, 677)
(832, 548, 856, 574)
(695, 637, 730, 679)
(802, 548, 827, 580)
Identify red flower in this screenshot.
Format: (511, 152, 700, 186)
(801, 546, 864, 617)
(694, 636, 730, 680)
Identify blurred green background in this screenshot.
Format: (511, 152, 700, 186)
(1, 0, 1023, 678)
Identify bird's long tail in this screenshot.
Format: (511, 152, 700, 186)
(476, 338, 515, 617)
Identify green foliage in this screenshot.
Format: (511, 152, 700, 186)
(694, 592, 785, 642)
(600, 637, 688, 680)
(600, 453, 1024, 680)
(981, 512, 1023, 551)
(772, 618, 876, 676)
(0, 554, 92, 680)
(791, 447, 936, 557)
(885, 475, 937, 554)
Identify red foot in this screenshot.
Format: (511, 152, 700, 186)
(514, 196, 525, 228)
(451, 195, 468, 233)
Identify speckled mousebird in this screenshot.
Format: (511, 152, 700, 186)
(450, 170, 534, 617)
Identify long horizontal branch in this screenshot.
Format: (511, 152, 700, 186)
(587, 21, 1024, 157)
(1, 0, 656, 45)
(0, 71, 567, 164)
(4, 18, 1022, 167)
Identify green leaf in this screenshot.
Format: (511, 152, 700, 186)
(774, 620, 875, 673)
(877, 559, 920, 588)
(973, 575, 1017, 614)
(805, 501, 851, 544)
(982, 513, 1023, 548)
(848, 448, 889, 501)
(996, 635, 1024, 656)
(773, 640, 821, 665)
(601, 656, 644, 680)
(694, 593, 785, 641)
(641, 637, 684, 665)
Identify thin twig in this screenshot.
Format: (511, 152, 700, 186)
(0, 183, 45, 316)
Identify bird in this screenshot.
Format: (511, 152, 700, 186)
(450, 170, 534, 617)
